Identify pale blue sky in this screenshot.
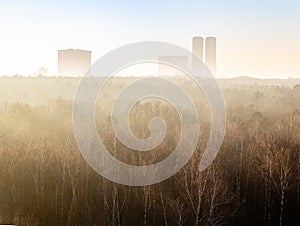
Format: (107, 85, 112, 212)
(0, 0, 300, 77)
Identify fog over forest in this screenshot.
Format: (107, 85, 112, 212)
(0, 76, 300, 225)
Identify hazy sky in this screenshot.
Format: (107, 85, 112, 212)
(0, 0, 300, 77)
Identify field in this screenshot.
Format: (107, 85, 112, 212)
(0, 76, 300, 225)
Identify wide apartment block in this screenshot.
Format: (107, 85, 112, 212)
(58, 49, 91, 76)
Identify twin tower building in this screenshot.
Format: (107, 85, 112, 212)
(159, 36, 217, 76)
(193, 36, 217, 75)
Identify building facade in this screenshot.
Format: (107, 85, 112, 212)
(58, 49, 91, 76)
(205, 37, 217, 75)
(192, 36, 204, 74)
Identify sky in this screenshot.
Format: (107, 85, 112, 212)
(0, 0, 300, 77)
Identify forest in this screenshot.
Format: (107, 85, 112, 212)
(0, 76, 299, 225)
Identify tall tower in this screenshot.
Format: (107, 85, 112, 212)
(205, 37, 217, 75)
(192, 36, 204, 74)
